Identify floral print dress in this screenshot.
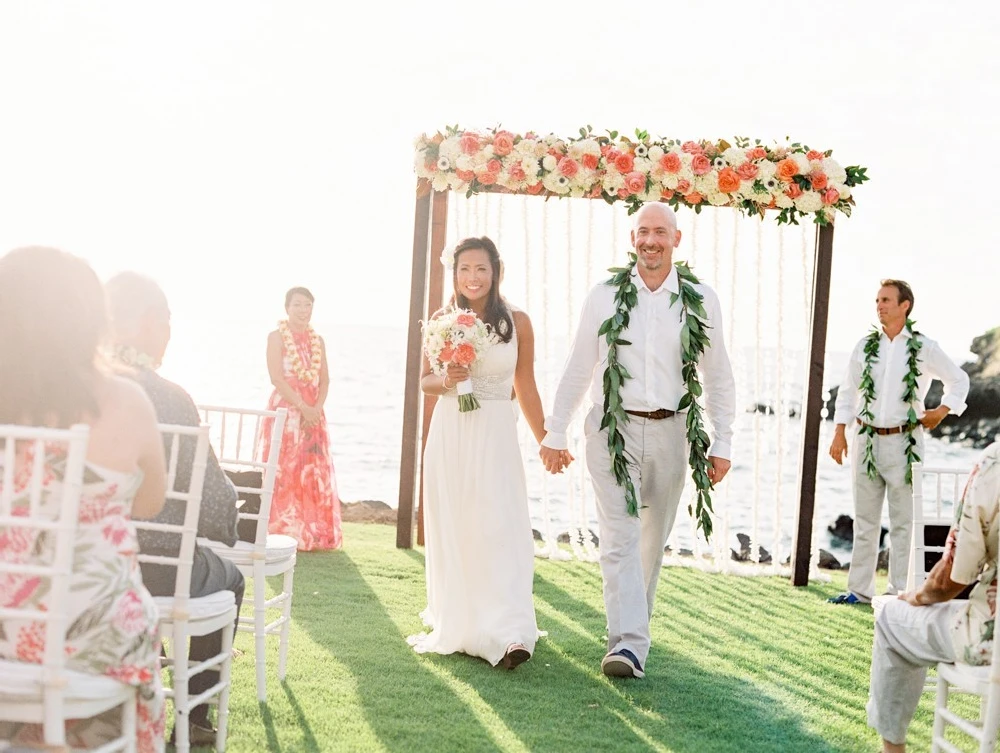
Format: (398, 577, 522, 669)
(0, 453, 164, 752)
(260, 324, 343, 551)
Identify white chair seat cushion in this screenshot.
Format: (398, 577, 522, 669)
(201, 535, 298, 565)
(0, 659, 133, 702)
(154, 590, 236, 622)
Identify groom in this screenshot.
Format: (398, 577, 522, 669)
(540, 202, 736, 679)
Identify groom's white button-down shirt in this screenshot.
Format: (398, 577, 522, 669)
(833, 327, 970, 428)
(541, 265, 736, 459)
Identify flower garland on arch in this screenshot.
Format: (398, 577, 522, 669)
(858, 319, 923, 484)
(599, 255, 716, 539)
(278, 320, 322, 384)
(414, 126, 869, 226)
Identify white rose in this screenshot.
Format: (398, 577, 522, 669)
(439, 138, 461, 162)
(774, 193, 794, 209)
(660, 174, 679, 190)
(648, 145, 665, 161)
(634, 157, 652, 174)
(455, 154, 473, 171)
(833, 183, 851, 200)
(723, 147, 747, 165)
(792, 153, 811, 175)
(521, 157, 541, 180)
(542, 154, 558, 171)
(707, 191, 730, 206)
(757, 160, 777, 179)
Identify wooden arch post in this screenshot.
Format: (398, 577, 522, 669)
(396, 186, 448, 548)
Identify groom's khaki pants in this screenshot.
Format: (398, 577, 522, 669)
(848, 428, 924, 601)
(584, 405, 688, 666)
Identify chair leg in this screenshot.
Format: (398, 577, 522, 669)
(253, 561, 268, 702)
(278, 565, 295, 681)
(931, 673, 948, 752)
(123, 689, 138, 753)
(173, 621, 191, 753)
(216, 616, 236, 752)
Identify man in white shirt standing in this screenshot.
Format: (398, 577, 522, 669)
(539, 202, 736, 679)
(829, 280, 969, 605)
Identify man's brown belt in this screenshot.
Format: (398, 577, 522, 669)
(856, 418, 913, 436)
(625, 408, 676, 420)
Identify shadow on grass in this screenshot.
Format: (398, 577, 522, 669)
(293, 553, 510, 753)
(518, 570, 844, 753)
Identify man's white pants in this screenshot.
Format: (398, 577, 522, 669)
(848, 429, 924, 601)
(584, 406, 688, 666)
(867, 597, 960, 744)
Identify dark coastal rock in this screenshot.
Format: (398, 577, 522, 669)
(342, 499, 397, 524)
(663, 546, 695, 557)
(827, 514, 888, 548)
(730, 532, 772, 564)
(828, 326, 1000, 449)
(818, 549, 842, 570)
(877, 547, 889, 572)
(747, 402, 800, 418)
(532, 528, 543, 542)
(557, 529, 599, 547)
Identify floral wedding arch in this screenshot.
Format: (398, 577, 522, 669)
(397, 126, 868, 586)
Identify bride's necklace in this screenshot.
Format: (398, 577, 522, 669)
(278, 320, 322, 383)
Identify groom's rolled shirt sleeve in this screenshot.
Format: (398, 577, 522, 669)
(541, 287, 602, 451)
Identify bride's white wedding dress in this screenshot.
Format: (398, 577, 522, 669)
(408, 316, 538, 666)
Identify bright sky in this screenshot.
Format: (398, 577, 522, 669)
(1, 1, 997, 359)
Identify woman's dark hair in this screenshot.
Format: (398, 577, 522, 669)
(451, 236, 513, 343)
(0, 246, 107, 427)
(285, 286, 315, 309)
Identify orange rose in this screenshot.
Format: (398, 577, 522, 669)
(717, 167, 741, 193)
(784, 183, 803, 199)
(493, 131, 515, 156)
(486, 159, 502, 174)
(683, 191, 705, 205)
(459, 133, 480, 155)
(624, 171, 647, 195)
(659, 152, 682, 173)
(525, 182, 544, 195)
(476, 171, 497, 186)
(691, 154, 712, 176)
(582, 153, 599, 170)
(455, 314, 476, 326)
(681, 140, 703, 155)
(614, 152, 635, 173)
(810, 171, 828, 190)
(508, 163, 526, 182)
(454, 343, 476, 366)
(806, 150, 825, 162)
(559, 157, 580, 178)
(456, 169, 475, 183)
(776, 158, 799, 182)
(676, 179, 691, 194)
(822, 188, 840, 205)
(747, 147, 767, 160)
(736, 162, 759, 181)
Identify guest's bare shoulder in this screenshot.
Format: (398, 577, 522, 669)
(98, 373, 158, 422)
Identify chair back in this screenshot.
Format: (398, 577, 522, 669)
(983, 522, 1000, 752)
(133, 424, 210, 602)
(909, 462, 972, 592)
(0, 423, 90, 743)
(197, 406, 286, 550)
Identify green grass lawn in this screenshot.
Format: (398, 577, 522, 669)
(202, 522, 973, 753)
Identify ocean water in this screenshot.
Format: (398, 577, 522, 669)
(159, 318, 984, 558)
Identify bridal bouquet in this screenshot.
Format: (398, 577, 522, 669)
(422, 309, 499, 412)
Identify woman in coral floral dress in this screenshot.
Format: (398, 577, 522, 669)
(0, 246, 168, 752)
(261, 287, 343, 551)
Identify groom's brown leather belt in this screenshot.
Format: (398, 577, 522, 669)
(625, 408, 676, 420)
(856, 418, 911, 436)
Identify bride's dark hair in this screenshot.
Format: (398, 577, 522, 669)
(451, 236, 514, 344)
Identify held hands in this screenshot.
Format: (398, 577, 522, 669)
(443, 364, 471, 390)
(706, 456, 731, 486)
(829, 428, 848, 465)
(539, 446, 574, 474)
(920, 405, 950, 431)
(300, 402, 322, 427)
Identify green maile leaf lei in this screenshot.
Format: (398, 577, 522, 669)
(599, 254, 716, 540)
(858, 318, 923, 484)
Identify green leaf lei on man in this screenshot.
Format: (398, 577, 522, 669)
(857, 318, 923, 484)
(598, 255, 716, 539)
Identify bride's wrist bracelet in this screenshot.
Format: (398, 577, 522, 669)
(442, 375, 453, 391)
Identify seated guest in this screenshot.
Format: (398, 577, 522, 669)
(0, 247, 167, 752)
(868, 440, 999, 751)
(105, 271, 244, 747)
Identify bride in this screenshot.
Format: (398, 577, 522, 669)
(408, 236, 565, 669)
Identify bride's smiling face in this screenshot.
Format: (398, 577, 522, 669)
(455, 248, 493, 303)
